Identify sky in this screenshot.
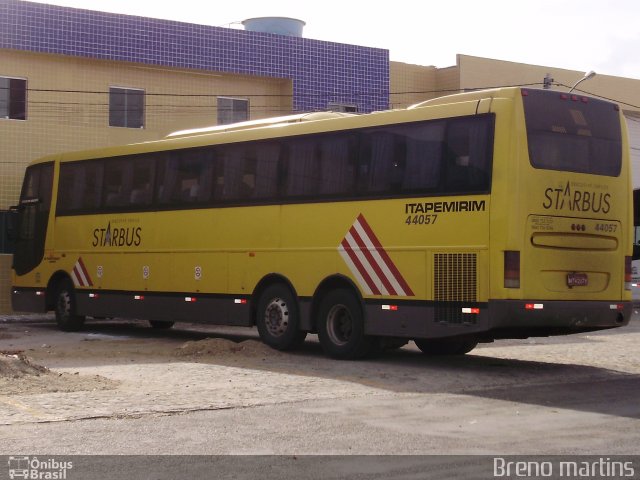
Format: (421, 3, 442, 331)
(36, 0, 640, 80)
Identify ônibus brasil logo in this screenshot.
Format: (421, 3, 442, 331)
(8, 456, 73, 479)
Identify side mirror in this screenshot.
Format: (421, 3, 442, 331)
(633, 244, 640, 261)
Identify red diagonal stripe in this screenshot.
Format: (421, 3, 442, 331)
(349, 225, 397, 295)
(340, 238, 382, 295)
(356, 214, 414, 296)
(76, 257, 93, 287)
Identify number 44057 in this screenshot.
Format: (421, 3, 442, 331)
(595, 223, 616, 233)
(405, 214, 438, 226)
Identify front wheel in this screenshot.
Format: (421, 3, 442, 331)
(256, 284, 307, 351)
(414, 338, 478, 355)
(54, 279, 86, 332)
(316, 289, 374, 360)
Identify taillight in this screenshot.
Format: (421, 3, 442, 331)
(625, 256, 632, 290)
(504, 250, 520, 288)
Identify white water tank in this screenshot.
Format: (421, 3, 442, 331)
(242, 17, 305, 37)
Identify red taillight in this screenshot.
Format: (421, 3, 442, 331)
(504, 250, 520, 289)
(525, 303, 544, 310)
(625, 256, 632, 290)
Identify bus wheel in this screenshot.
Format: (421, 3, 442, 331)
(149, 320, 175, 329)
(256, 284, 307, 351)
(317, 289, 373, 360)
(54, 279, 86, 332)
(414, 338, 478, 355)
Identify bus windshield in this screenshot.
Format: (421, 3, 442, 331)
(523, 89, 622, 177)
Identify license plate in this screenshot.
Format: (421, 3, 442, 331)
(567, 272, 588, 287)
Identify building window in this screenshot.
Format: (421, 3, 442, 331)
(217, 97, 249, 125)
(0, 77, 27, 120)
(109, 87, 144, 128)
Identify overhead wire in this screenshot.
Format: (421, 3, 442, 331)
(5, 82, 639, 120)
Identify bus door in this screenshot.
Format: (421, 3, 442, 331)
(12, 162, 54, 275)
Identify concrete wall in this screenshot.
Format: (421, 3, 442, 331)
(389, 62, 461, 109)
(389, 62, 437, 109)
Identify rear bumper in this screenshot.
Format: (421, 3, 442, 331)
(363, 299, 631, 340)
(486, 299, 631, 336)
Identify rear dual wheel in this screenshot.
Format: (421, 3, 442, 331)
(316, 289, 374, 360)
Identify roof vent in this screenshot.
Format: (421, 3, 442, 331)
(242, 17, 305, 37)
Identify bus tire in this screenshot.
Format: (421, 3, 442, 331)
(54, 279, 86, 332)
(317, 289, 373, 360)
(414, 338, 478, 355)
(256, 284, 307, 351)
(149, 320, 175, 329)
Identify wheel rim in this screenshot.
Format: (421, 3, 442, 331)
(326, 304, 352, 346)
(263, 297, 289, 337)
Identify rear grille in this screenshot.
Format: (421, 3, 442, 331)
(433, 253, 478, 324)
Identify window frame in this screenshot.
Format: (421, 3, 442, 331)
(109, 86, 145, 129)
(0, 76, 27, 121)
(217, 97, 249, 125)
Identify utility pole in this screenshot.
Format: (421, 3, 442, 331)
(543, 73, 554, 89)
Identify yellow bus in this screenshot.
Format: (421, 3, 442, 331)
(9, 87, 633, 359)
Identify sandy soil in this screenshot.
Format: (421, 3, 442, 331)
(0, 323, 284, 396)
(0, 352, 117, 395)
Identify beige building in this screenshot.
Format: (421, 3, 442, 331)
(392, 54, 640, 114)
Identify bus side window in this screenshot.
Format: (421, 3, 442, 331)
(217, 145, 244, 202)
(104, 160, 131, 207)
(129, 156, 156, 206)
(359, 130, 405, 194)
(57, 161, 103, 213)
(284, 137, 319, 197)
(444, 116, 492, 193)
(402, 121, 445, 193)
(252, 143, 279, 199)
(157, 150, 212, 206)
(318, 134, 356, 196)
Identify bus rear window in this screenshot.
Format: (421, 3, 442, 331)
(523, 89, 622, 176)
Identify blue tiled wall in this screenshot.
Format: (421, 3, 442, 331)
(0, 0, 390, 112)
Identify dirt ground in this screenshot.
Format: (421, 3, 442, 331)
(0, 320, 285, 396)
(0, 315, 639, 457)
